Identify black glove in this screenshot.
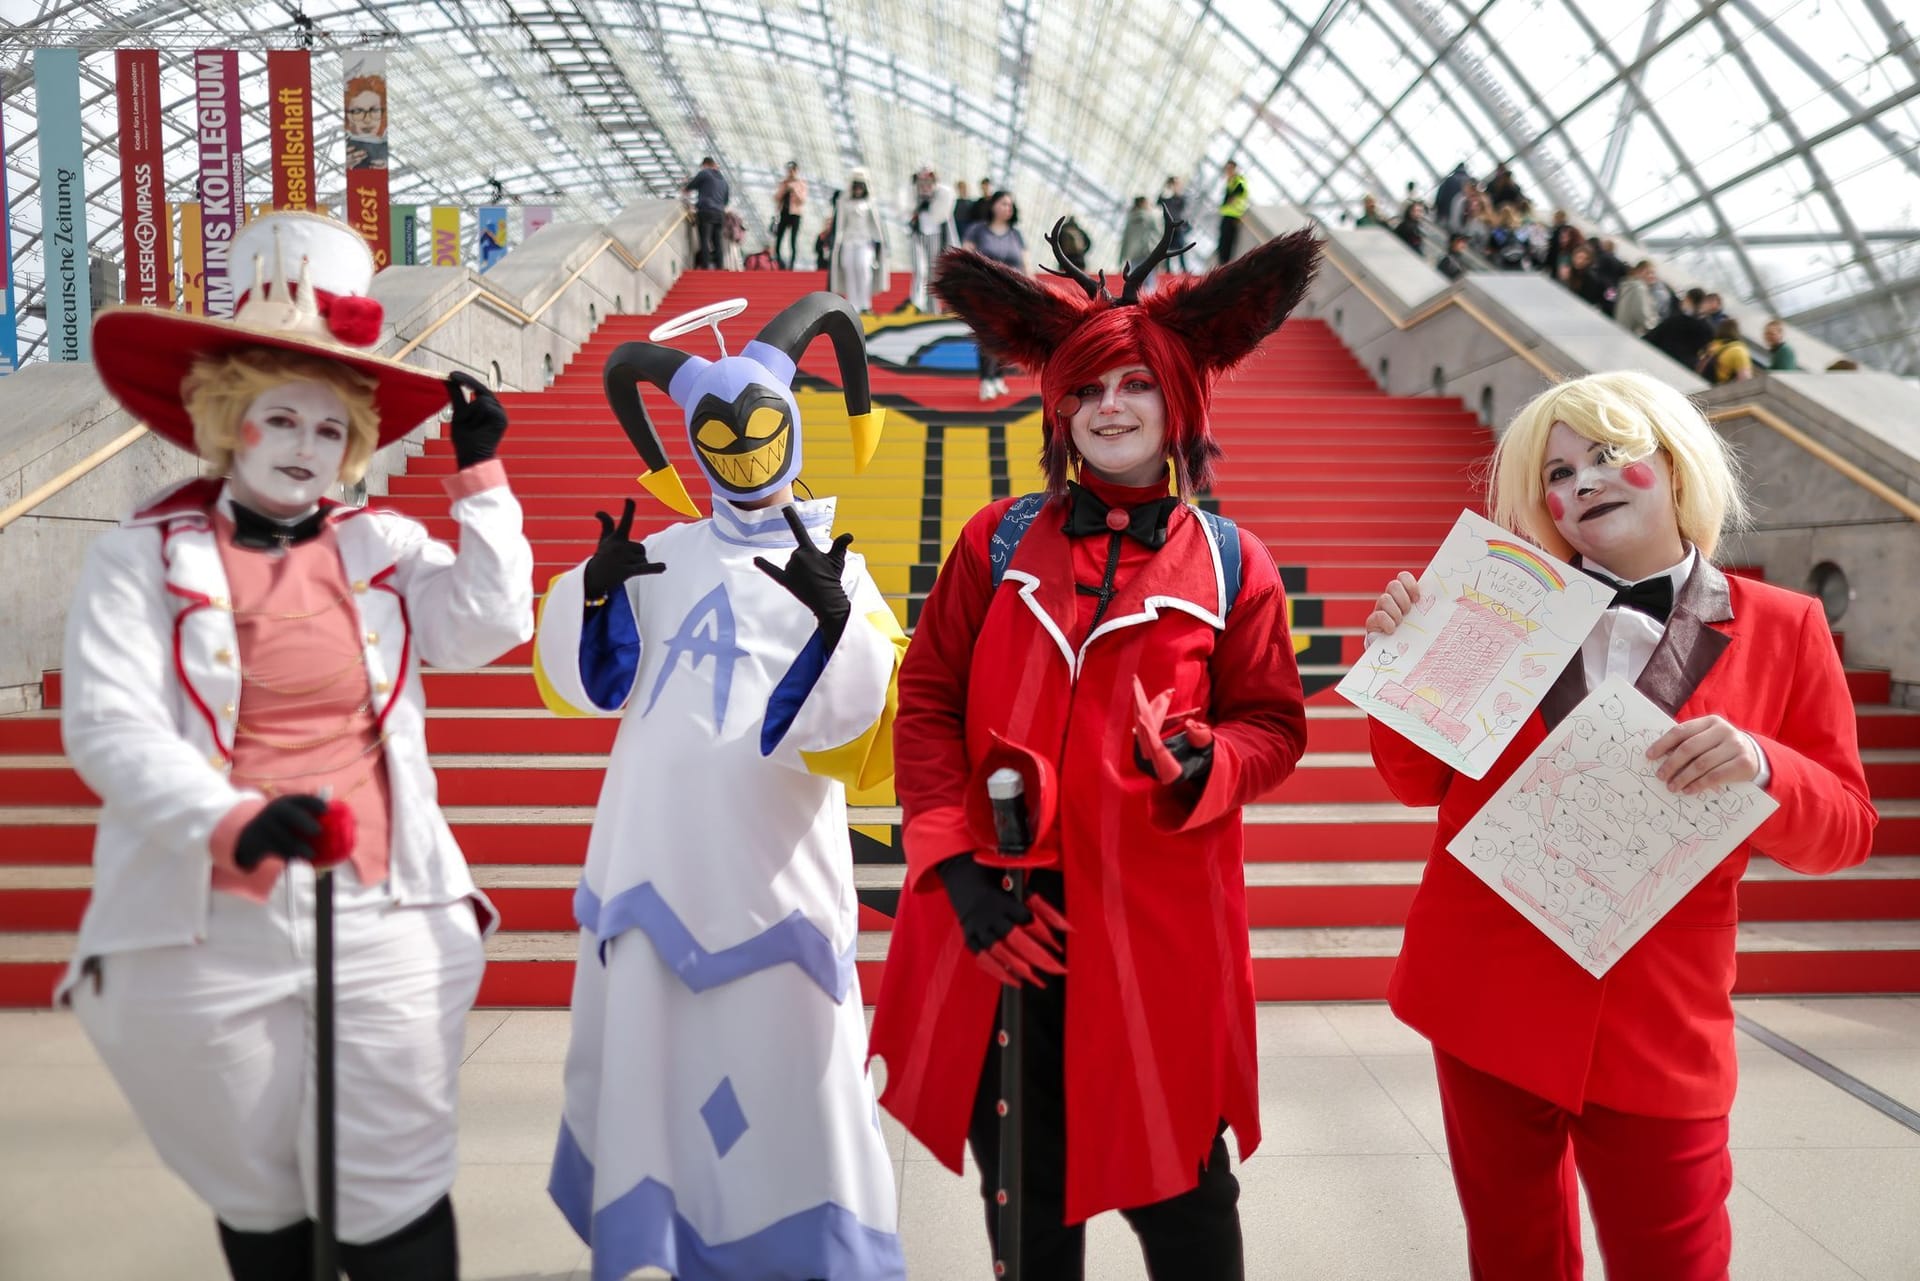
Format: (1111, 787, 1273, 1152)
(1133, 727, 1215, 787)
(447, 371, 508, 469)
(754, 505, 853, 652)
(233, 794, 328, 871)
(934, 854, 1030, 954)
(583, 498, 667, 602)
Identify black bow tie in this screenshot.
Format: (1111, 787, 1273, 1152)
(229, 501, 327, 550)
(1582, 565, 1675, 624)
(1062, 482, 1180, 550)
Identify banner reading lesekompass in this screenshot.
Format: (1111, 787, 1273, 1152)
(193, 49, 244, 317)
(117, 49, 172, 306)
(35, 48, 90, 361)
(344, 50, 391, 268)
(268, 50, 314, 211)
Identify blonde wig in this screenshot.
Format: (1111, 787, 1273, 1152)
(1490, 370, 1746, 561)
(183, 348, 382, 483)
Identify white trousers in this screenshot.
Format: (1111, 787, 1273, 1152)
(72, 864, 485, 1243)
(839, 240, 876, 312)
(909, 232, 940, 312)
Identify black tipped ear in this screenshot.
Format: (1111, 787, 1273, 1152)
(603, 342, 693, 473)
(755, 292, 874, 417)
(1143, 227, 1322, 372)
(935, 248, 1093, 373)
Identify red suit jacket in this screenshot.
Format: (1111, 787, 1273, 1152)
(869, 494, 1308, 1222)
(1376, 562, 1876, 1118)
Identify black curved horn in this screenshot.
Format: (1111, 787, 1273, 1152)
(1039, 217, 1111, 303)
(603, 341, 694, 474)
(753, 291, 874, 416)
(1118, 202, 1196, 304)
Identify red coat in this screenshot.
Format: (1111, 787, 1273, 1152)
(869, 492, 1308, 1222)
(1376, 562, 1876, 1118)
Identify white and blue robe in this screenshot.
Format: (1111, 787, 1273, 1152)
(534, 496, 907, 1281)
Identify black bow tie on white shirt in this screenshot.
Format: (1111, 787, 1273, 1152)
(230, 500, 326, 550)
(1581, 565, 1675, 624)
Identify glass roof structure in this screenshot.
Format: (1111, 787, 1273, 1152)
(2, 0, 1917, 370)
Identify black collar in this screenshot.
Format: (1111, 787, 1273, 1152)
(1061, 481, 1180, 550)
(229, 500, 327, 550)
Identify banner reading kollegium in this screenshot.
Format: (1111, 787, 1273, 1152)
(193, 49, 243, 316)
(430, 207, 460, 266)
(267, 50, 314, 211)
(343, 50, 391, 268)
(178, 203, 205, 316)
(35, 49, 91, 361)
(392, 205, 418, 266)
(117, 49, 172, 306)
(0, 107, 18, 374)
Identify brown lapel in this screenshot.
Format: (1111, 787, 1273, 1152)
(1635, 558, 1734, 716)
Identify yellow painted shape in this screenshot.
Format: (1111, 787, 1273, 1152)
(531, 579, 598, 718)
(638, 466, 699, 518)
(798, 608, 908, 797)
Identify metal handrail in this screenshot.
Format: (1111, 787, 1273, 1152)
(0, 212, 688, 534)
(1707, 403, 1920, 524)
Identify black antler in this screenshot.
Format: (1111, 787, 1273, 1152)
(1039, 217, 1111, 303)
(1117, 201, 1197, 304)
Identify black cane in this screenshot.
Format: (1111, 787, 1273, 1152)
(314, 861, 339, 1280)
(986, 768, 1030, 1281)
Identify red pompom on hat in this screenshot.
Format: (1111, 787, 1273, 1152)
(91, 211, 445, 457)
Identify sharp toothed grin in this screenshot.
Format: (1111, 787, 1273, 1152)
(701, 431, 791, 490)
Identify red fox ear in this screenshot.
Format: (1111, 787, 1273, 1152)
(934, 249, 1095, 373)
(1142, 227, 1322, 372)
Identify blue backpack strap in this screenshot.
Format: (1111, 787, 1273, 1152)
(1194, 508, 1244, 621)
(988, 492, 1049, 588)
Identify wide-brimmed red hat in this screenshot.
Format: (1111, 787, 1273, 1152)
(92, 211, 446, 455)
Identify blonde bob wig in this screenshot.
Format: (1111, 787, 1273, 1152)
(1490, 370, 1746, 562)
(182, 347, 382, 485)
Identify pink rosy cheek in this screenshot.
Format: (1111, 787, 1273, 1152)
(1621, 461, 1658, 490)
(238, 420, 263, 449)
(1545, 492, 1566, 520)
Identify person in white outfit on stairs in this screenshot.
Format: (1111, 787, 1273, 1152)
(56, 211, 533, 1281)
(828, 167, 891, 314)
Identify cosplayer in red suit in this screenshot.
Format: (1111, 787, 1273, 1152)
(1366, 371, 1876, 1280)
(868, 212, 1317, 1278)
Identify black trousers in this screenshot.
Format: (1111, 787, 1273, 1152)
(1217, 215, 1242, 265)
(966, 877, 1243, 1280)
(694, 210, 726, 268)
(218, 1194, 457, 1281)
(775, 213, 803, 269)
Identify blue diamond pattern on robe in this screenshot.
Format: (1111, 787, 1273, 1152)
(700, 1077, 748, 1158)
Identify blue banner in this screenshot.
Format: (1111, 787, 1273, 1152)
(477, 205, 509, 271)
(35, 48, 91, 362)
(0, 96, 19, 374)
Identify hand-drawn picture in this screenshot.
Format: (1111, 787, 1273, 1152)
(1339, 510, 1611, 778)
(1446, 677, 1779, 977)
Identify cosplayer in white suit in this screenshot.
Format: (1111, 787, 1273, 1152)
(57, 212, 533, 1279)
(536, 293, 907, 1281)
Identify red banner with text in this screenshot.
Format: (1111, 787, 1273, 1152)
(267, 50, 314, 211)
(115, 49, 171, 306)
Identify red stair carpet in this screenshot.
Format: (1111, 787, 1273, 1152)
(4, 268, 1917, 1005)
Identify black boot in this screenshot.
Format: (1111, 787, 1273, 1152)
(218, 1218, 315, 1280)
(339, 1194, 458, 1281)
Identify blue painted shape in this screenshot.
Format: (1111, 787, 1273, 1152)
(573, 879, 858, 1002)
(550, 1121, 906, 1281)
(915, 339, 980, 371)
(581, 586, 641, 710)
(761, 630, 828, 756)
(700, 1078, 749, 1158)
(644, 582, 748, 732)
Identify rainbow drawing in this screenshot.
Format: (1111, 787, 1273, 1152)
(1486, 539, 1567, 591)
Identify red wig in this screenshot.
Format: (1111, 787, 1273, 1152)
(936, 223, 1321, 498)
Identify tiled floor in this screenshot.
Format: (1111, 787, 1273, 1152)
(3, 998, 1916, 1279)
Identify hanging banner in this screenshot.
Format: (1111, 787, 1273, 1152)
(267, 49, 313, 211)
(116, 49, 172, 307)
(0, 101, 19, 373)
(430, 206, 461, 266)
(343, 50, 391, 267)
(35, 49, 91, 361)
(178, 203, 206, 316)
(392, 205, 418, 266)
(524, 204, 555, 239)
(477, 206, 509, 271)
(193, 49, 243, 317)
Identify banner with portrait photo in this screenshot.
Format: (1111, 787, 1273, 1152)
(116, 49, 172, 306)
(35, 49, 91, 361)
(267, 50, 314, 211)
(431, 206, 461, 266)
(477, 206, 509, 272)
(193, 49, 244, 317)
(343, 50, 391, 267)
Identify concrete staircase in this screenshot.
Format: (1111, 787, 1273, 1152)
(4, 268, 1917, 1004)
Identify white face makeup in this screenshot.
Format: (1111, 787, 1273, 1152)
(1065, 364, 1169, 489)
(1540, 419, 1684, 579)
(229, 380, 351, 519)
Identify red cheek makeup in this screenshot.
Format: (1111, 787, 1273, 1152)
(1621, 461, 1658, 489)
(239, 420, 263, 449)
(1545, 492, 1566, 520)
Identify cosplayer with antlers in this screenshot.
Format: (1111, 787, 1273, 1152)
(868, 209, 1318, 1278)
(58, 211, 533, 1279)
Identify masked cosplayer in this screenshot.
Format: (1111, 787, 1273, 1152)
(868, 214, 1318, 1278)
(56, 211, 533, 1279)
(534, 293, 908, 1281)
